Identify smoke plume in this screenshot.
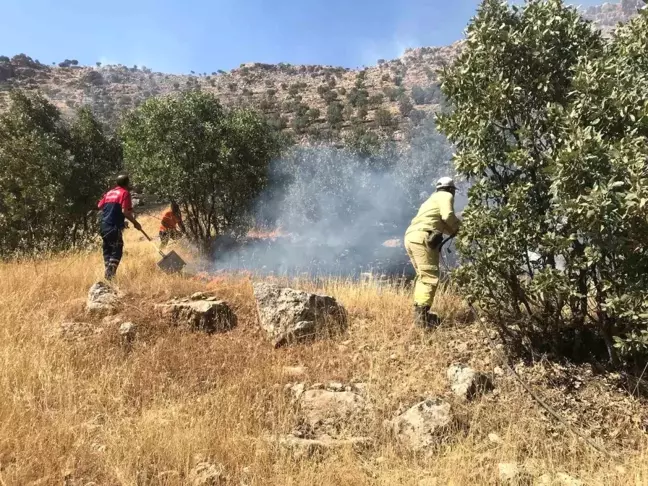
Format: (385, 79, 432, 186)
(212, 120, 466, 278)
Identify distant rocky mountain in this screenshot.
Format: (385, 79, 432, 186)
(0, 1, 642, 142)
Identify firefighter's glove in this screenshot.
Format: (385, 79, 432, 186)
(425, 231, 444, 251)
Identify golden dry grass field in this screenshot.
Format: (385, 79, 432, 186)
(1, 215, 647, 485)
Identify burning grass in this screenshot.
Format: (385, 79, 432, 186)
(0, 216, 647, 485)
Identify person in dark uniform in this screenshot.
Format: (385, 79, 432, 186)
(97, 174, 142, 280)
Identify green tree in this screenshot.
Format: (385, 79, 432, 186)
(0, 91, 121, 255)
(437, 0, 648, 364)
(327, 102, 344, 127)
(120, 91, 280, 252)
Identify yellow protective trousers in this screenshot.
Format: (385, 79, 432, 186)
(404, 230, 440, 306)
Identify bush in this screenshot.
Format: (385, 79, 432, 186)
(438, 0, 648, 365)
(121, 91, 281, 253)
(326, 102, 344, 127)
(0, 91, 121, 255)
(399, 97, 413, 117)
(369, 93, 384, 106)
(374, 108, 394, 128)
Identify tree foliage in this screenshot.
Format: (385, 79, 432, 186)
(120, 91, 281, 252)
(0, 91, 121, 256)
(439, 0, 648, 365)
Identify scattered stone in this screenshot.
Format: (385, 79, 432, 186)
(555, 473, 583, 486)
(389, 398, 453, 451)
(446, 364, 493, 400)
(190, 292, 211, 301)
(119, 322, 137, 344)
(278, 434, 371, 459)
(252, 282, 347, 347)
(289, 383, 306, 399)
(282, 366, 307, 378)
(418, 478, 438, 486)
(488, 432, 502, 444)
(86, 281, 120, 312)
(188, 462, 226, 485)
(498, 463, 521, 483)
(57, 321, 103, 342)
(160, 297, 237, 333)
(300, 389, 366, 433)
(327, 382, 345, 392)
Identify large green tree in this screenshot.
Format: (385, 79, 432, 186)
(120, 91, 281, 252)
(0, 91, 121, 255)
(439, 0, 648, 364)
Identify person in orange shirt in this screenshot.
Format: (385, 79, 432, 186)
(159, 202, 185, 249)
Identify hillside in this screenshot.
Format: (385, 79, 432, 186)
(0, 0, 643, 142)
(1, 215, 647, 485)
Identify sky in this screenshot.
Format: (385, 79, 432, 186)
(1, 0, 607, 74)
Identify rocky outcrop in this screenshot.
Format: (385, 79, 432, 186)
(389, 398, 454, 451)
(187, 462, 226, 486)
(277, 434, 372, 459)
(446, 364, 493, 400)
(159, 294, 237, 333)
(86, 281, 120, 312)
(253, 282, 347, 347)
(299, 389, 366, 433)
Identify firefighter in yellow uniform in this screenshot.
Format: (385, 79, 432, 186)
(405, 177, 461, 329)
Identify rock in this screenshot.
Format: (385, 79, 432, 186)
(278, 434, 371, 459)
(289, 383, 306, 399)
(282, 366, 307, 378)
(57, 321, 103, 342)
(86, 281, 120, 312)
(119, 322, 137, 343)
(188, 462, 225, 485)
(418, 478, 438, 486)
(389, 398, 453, 451)
(446, 364, 493, 400)
(160, 298, 237, 333)
(327, 382, 345, 392)
(488, 432, 502, 444)
(555, 473, 583, 486)
(498, 463, 521, 483)
(252, 282, 347, 347)
(299, 389, 366, 433)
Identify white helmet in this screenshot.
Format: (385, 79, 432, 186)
(435, 177, 456, 190)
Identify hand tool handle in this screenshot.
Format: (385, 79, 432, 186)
(139, 228, 166, 258)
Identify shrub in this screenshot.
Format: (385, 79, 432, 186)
(326, 102, 344, 127)
(121, 91, 281, 253)
(0, 91, 121, 255)
(374, 108, 394, 128)
(399, 97, 413, 116)
(438, 0, 648, 365)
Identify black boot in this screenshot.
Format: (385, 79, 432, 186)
(414, 305, 440, 330)
(414, 305, 431, 329)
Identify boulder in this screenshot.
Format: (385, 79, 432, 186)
(119, 322, 137, 344)
(278, 434, 371, 459)
(57, 321, 103, 342)
(446, 364, 493, 400)
(86, 281, 120, 312)
(160, 297, 237, 333)
(188, 462, 226, 486)
(389, 398, 453, 451)
(299, 389, 366, 434)
(252, 282, 347, 347)
(498, 463, 522, 483)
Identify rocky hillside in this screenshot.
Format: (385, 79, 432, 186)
(581, 0, 644, 35)
(0, 0, 643, 141)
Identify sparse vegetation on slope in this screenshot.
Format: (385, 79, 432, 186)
(0, 217, 647, 485)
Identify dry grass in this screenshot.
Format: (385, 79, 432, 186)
(0, 216, 647, 485)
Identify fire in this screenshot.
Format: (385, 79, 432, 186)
(246, 227, 290, 240)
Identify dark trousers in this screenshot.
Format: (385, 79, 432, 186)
(101, 226, 123, 280)
(159, 229, 180, 249)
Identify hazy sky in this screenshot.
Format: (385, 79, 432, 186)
(1, 0, 606, 73)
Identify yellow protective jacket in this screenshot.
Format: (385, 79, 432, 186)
(405, 191, 461, 237)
